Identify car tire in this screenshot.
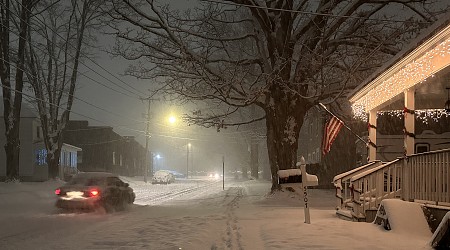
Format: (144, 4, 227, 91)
(102, 197, 116, 213)
(116, 198, 126, 211)
(128, 194, 135, 204)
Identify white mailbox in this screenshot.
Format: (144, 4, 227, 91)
(277, 167, 318, 187)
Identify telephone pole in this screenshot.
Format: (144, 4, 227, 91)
(142, 96, 158, 183)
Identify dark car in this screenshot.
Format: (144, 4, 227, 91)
(55, 172, 135, 212)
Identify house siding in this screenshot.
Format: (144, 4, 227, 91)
(0, 103, 47, 181)
(62, 121, 146, 177)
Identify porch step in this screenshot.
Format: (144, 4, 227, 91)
(336, 209, 353, 221)
(374, 199, 432, 238)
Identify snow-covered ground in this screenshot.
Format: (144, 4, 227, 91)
(0, 177, 433, 250)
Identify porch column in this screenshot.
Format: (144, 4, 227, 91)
(368, 110, 377, 161)
(404, 89, 415, 156)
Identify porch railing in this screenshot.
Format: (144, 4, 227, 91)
(350, 159, 403, 219)
(403, 148, 450, 205)
(347, 148, 450, 220)
(333, 161, 382, 211)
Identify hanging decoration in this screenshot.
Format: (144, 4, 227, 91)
(351, 37, 450, 119)
(376, 109, 450, 124)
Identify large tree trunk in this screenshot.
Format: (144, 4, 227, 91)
(1, 0, 34, 181)
(4, 127, 20, 179)
(265, 89, 309, 190)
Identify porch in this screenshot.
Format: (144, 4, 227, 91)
(333, 10, 450, 232)
(334, 148, 450, 222)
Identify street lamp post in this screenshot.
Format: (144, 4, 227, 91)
(155, 154, 161, 171)
(186, 143, 191, 178)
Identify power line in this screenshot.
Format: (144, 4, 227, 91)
(76, 138, 129, 146)
(0, 8, 152, 125)
(0, 6, 264, 145)
(1, 79, 146, 135)
(0, 50, 148, 126)
(200, 0, 432, 24)
(3, 65, 255, 147)
(1, 1, 144, 99)
(6, 79, 253, 148)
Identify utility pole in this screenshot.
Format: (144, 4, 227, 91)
(144, 99, 151, 183)
(142, 96, 158, 183)
(186, 142, 190, 178)
(222, 155, 225, 190)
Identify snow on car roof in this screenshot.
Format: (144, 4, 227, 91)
(154, 170, 172, 176)
(74, 172, 117, 178)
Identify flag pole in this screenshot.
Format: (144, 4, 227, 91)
(318, 103, 368, 145)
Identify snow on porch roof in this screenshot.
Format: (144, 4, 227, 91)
(348, 12, 450, 112)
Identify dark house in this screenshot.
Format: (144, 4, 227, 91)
(298, 104, 364, 188)
(62, 120, 146, 177)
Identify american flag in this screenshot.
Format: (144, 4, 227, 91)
(322, 116, 344, 156)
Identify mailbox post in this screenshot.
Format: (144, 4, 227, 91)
(278, 156, 317, 224)
(299, 157, 310, 224)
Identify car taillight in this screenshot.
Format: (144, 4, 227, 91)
(89, 189, 99, 197)
(55, 188, 61, 195)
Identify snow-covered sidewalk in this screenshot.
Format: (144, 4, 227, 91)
(0, 179, 432, 249)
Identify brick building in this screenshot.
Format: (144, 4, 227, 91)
(62, 121, 146, 177)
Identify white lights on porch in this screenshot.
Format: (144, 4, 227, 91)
(351, 37, 450, 120)
(376, 109, 450, 124)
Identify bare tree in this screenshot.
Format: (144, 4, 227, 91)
(108, 0, 448, 190)
(0, 0, 39, 181)
(24, 0, 101, 179)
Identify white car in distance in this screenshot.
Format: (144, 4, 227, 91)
(152, 170, 175, 184)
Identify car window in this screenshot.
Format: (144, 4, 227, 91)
(86, 178, 105, 186)
(67, 176, 87, 185)
(155, 171, 169, 177)
(106, 177, 123, 186)
(67, 176, 105, 186)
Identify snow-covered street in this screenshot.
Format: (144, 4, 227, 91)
(0, 178, 432, 250)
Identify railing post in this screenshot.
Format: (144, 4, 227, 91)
(350, 180, 364, 220)
(402, 157, 411, 201)
(335, 180, 343, 210)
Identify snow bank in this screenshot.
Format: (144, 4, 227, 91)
(377, 199, 432, 238)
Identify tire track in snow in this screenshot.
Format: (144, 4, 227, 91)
(218, 187, 243, 250)
(134, 180, 220, 205)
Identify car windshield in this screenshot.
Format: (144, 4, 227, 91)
(154, 171, 169, 177)
(67, 177, 105, 186)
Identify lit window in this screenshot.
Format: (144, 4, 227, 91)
(71, 152, 77, 167)
(35, 149, 47, 166)
(112, 152, 116, 165)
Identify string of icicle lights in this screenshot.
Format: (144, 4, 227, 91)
(352, 37, 450, 121)
(376, 109, 450, 124)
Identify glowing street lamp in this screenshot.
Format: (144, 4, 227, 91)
(168, 115, 176, 124)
